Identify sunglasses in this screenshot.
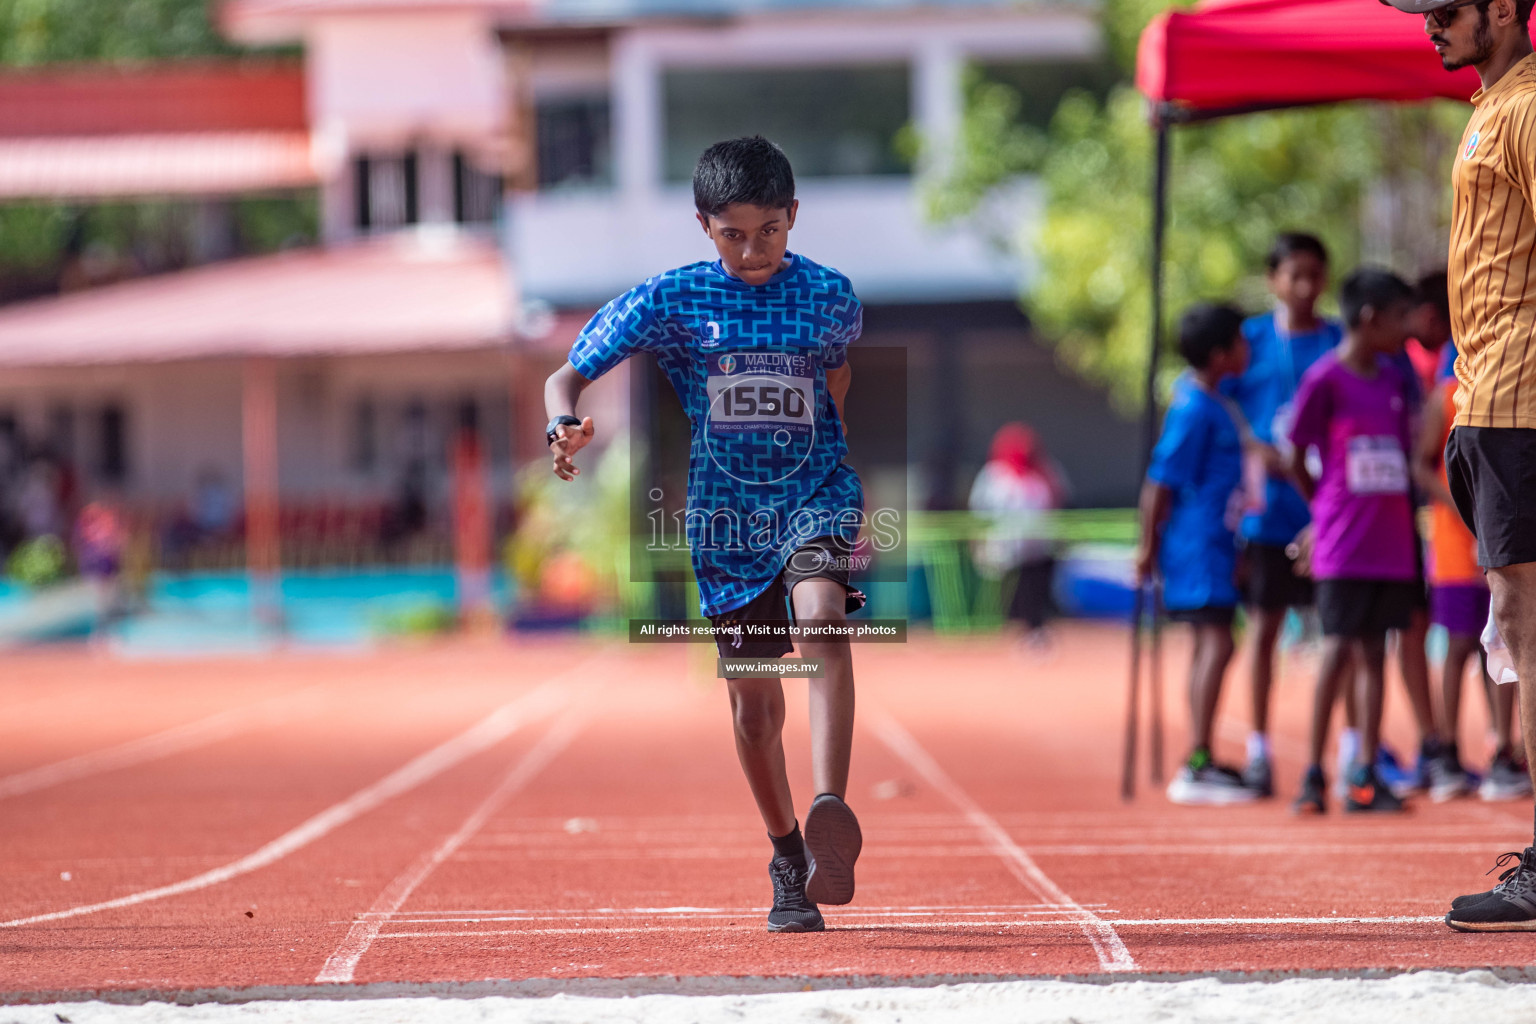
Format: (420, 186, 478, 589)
(1426, 0, 1488, 29)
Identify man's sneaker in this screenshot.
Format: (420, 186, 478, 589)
(1480, 754, 1534, 802)
(803, 793, 861, 906)
(1375, 745, 1419, 798)
(766, 855, 824, 933)
(1293, 765, 1326, 815)
(1167, 762, 1260, 805)
(1345, 763, 1405, 813)
(1242, 754, 1274, 798)
(1452, 848, 1536, 910)
(1427, 745, 1476, 802)
(1447, 847, 1536, 931)
(1414, 737, 1444, 794)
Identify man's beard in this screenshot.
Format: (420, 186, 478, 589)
(1443, 6, 1496, 70)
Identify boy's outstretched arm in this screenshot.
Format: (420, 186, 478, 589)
(1134, 479, 1171, 585)
(1412, 384, 1457, 509)
(544, 361, 596, 481)
(827, 361, 851, 437)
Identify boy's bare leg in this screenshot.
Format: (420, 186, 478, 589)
(1308, 636, 1352, 766)
(1247, 607, 1285, 736)
(1191, 623, 1235, 753)
(1487, 563, 1536, 797)
(1444, 632, 1481, 750)
(1397, 609, 1440, 746)
(726, 677, 797, 837)
(1356, 633, 1389, 765)
(791, 578, 854, 799)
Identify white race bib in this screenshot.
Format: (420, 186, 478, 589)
(1345, 436, 1409, 495)
(705, 352, 815, 435)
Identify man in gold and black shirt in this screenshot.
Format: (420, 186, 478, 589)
(1387, 0, 1536, 931)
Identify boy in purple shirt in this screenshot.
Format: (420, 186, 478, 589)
(1288, 269, 1420, 814)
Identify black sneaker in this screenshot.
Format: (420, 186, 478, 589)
(1292, 765, 1326, 815)
(803, 793, 862, 906)
(766, 855, 824, 933)
(1451, 848, 1536, 911)
(1344, 763, 1405, 813)
(1447, 847, 1536, 931)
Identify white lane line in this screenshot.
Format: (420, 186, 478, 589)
(450, 841, 1524, 862)
(0, 674, 578, 930)
(316, 700, 593, 983)
(868, 709, 1137, 973)
(375, 914, 1447, 938)
(376, 909, 1115, 925)
(0, 686, 326, 800)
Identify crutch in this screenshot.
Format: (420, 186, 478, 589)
(1147, 580, 1166, 785)
(1121, 584, 1145, 802)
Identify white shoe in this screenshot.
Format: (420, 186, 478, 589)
(1167, 764, 1260, 806)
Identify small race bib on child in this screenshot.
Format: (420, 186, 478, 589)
(706, 352, 815, 435)
(1345, 436, 1409, 495)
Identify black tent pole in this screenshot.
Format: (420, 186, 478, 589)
(1124, 117, 1171, 801)
(1142, 119, 1171, 475)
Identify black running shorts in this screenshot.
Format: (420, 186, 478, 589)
(1445, 425, 1536, 569)
(709, 536, 868, 676)
(1316, 578, 1419, 638)
(1240, 541, 1314, 610)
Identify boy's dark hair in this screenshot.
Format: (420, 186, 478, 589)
(1265, 232, 1329, 273)
(1416, 269, 1450, 321)
(693, 136, 796, 218)
(1177, 302, 1245, 370)
(1340, 267, 1415, 328)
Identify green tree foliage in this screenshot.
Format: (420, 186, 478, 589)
(0, 0, 235, 65)
(931, 0, 1470, 411)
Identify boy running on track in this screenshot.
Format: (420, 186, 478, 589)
(1288, 269, 1420, 815)
(1137, 303, 1263, 805)
(544, 136, 864, 933)
(1223, 233, 1341, 798)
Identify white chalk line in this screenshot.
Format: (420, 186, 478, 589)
(449, 841, 1523, 862)
(0, 685, 328, 800)
(316, 698, 594, 983)
(374, 914, 1448, 939)
(373, 908, 1118, 925)
(0, 671, 580, 930)
(868, 709, 1137, 973)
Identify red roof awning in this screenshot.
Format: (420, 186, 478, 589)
(1136, 0, 1503, 119)
(0, 61, 314, 198)
(0, 61, 306, 137)
(0, 234, 514, 366)
(0, 132, 317, 199)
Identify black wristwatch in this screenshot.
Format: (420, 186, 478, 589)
(546, 414, 581, 447)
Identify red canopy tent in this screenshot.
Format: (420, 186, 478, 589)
(1137, 0, 1481, 119)
(1121, 0, 1503, 797)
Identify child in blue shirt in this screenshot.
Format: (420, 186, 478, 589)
(1138, 303, 1260, 805)
(544, 137, 863, 934)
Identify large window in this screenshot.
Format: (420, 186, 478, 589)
(663, 64, 911, 182)
(537, 96, 613, 189)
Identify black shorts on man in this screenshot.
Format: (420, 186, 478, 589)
(709, 536, 867, 675)
(1445, 426, 1536, 568)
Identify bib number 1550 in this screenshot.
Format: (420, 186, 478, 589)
(718, 383, 807, 419)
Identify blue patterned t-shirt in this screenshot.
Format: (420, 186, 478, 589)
(568, 252, 864, 617)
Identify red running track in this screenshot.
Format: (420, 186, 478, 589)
(2, 625, 1534, 999)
